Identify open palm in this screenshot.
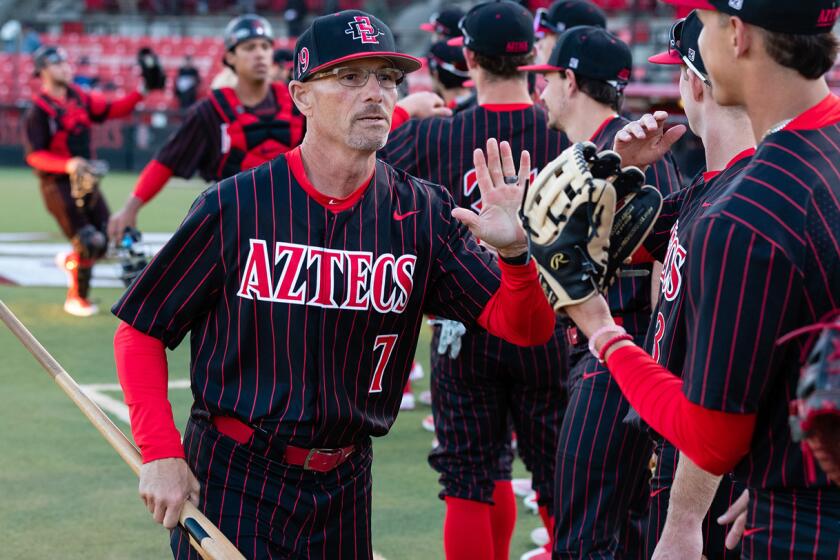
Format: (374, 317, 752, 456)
(452, 139, 531, 257)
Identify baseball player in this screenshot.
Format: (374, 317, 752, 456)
(23, 45, 155, 316)
(557, 1, 840, 557)
(106, 15, 306, 242)
(621, 12, 755, 559)
(381, 3, 569, 558)
(519, 25, 683, 559)
(426, 40, 474, 113)
(419, 7, 466, 42)
(533, 0, 607, 64)
(111, 10, 557, 560)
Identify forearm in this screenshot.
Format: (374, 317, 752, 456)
(107, 90, 144, 119)
(25, 150, 71, 174)
(132, 159, 174, 203)
(113, 322, 184, 463)
(666, 453, 723, 526)
(476, 258, 556, 346)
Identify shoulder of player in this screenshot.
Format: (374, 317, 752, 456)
(377, 159, 452, 203)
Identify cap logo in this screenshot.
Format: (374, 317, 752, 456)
(557, 23, 567, 32)
(818, 7, 840, 27)
(687, 48, 696, 62)
(345, 15, 382, 44)
(298, 47, 309, 76)
(506, 41, 529, 54)
(617, 68, 631, 81)
(569, 57, 579, 69)
(728, 0, 743, 10)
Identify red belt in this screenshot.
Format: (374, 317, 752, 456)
(211, 416, 355, 473)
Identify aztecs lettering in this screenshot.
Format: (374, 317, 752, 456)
(660, 220, 687, 302)
(237, 240, 416, 314)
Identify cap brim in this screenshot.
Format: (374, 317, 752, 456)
(648, 50, 683, 65)
(517, 63, 564, 73)
(305, 51, 423, 78)
(463, 79, 475, 88)
(419, 23, 436, 32)
(447, 37, 464, 47)
(661, 0, 716, 8)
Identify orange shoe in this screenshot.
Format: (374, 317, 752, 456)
(63, 295, 99, 317)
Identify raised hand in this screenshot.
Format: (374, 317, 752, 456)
(613, 111, 686, 169)
(451, 138, 530, 258)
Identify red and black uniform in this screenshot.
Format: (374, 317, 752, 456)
(552, 115, 683, 559)
(112, 148, 556, 559)
(606, 94, 840, 559)
(381, 103, 569, 522)
(132, 83, 304, 204)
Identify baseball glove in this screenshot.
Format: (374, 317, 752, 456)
(519, 142, 663, 311)
(69, 159, 109, 208)
(138, 47, 166, 91)
(784, 314, 840, 485)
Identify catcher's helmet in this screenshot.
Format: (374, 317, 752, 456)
(223, 15, 274, 51)
(32, 45, 68, 76)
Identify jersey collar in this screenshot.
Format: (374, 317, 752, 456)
(779, 93, 840, 132)
(479, 103, 533, 112)
(702, 147, 755, 182)
(285, 147, 374, 213)
(589, 115, 620, 143)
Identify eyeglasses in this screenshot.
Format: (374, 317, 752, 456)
(668, 18, 710, 86)
(309, 66, 405, 89)
(533, 8, 559, 38)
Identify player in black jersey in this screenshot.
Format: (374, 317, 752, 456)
(112, 11, 557, 560)
(562, 1, 840, 558)
(519, 25, 682, 559)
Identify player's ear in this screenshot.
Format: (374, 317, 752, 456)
(564, 69, 578, 94)
(689, 71, 706, 104)
(289, 81, 315, 118)
(463, 48, 477, 71)
(223, 50, 237, 71)
(729, 16, 751, 59)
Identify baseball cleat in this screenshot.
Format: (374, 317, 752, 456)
(511, 477, 533, 497)
(421, 414, 435, 432)
(63, 295, 99, 317)
(409, 362, 425, 381)
(400, 392, 416, 410)
(418, 389, 432, 405)
(530, 527, 549, 547)
(523, 491, 539, 513)
(520, 547, 550, 560)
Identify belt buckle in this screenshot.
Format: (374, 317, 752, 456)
(303, 447, 344, 471)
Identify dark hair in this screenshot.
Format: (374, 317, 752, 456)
(472, 50, 534, 80)
(761, 30, 839, 80)
(559, 71, 622, 112)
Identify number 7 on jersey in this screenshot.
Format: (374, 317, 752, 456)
(369, 334, 398, 393)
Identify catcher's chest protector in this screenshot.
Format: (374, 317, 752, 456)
(209, 83, 305, 179)
(33, 86, 92, 159)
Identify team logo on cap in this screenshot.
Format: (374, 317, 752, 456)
(617, 68, 631, 81)
(346, 16, 382, 44)
(728, 0, 743, 10)
(687, 48, 696, 62)
(298, 47, 309, 76)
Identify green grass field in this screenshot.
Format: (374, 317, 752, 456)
(0, 167, 543, 559)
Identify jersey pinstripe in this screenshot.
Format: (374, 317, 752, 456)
(112, 151, 503, 449)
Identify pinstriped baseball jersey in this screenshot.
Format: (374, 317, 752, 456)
(380, 103, 568, 210)
(646, 95, 840, 490)
(590, 116, 683, 329)
(112, 147, 503, 449)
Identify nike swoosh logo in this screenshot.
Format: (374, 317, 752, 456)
(742, 527, 766, 537)
(582, 371, 605, 380)
(328, 199, 339, 205)
(650, 487, 669, 498)
(393, 210, 421, 221)
(702, 202, 713, 208)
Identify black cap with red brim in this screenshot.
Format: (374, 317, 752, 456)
(294, 10, 422, 82)
(648, 10, 707, 76)
(662, 0, 839, 35)
(446, 1, 535, 56)
(420, 8, 465, 38)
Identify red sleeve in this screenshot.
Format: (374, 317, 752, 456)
(390, 105, 410, 131)
(629, 245, 656, 264)
(88, 90, 143, 120)
(606, 344, 756, 474)
(113, 321, 184, 463)
(476, 259, 556, 346)
(26, 150, 70, 174)
(133, 159, 175, 203)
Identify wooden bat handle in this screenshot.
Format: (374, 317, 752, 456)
(0, 300, 245, 560)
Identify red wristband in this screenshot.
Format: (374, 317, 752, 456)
(598, 333, 633, 363)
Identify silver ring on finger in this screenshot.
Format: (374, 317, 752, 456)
(504, 175, 518, 184)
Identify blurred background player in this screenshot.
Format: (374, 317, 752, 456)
(533, 0, 607, 63)
(426, 40, 474, 112)
(271, 47, 294, 83)
(107, 14, 305, 241)
(23, 44, 153, 316)
(173, 54, 200, 109)
(419, 7, 466, 42)
(382, 3, 569, 559)
(519, 25, 682, 559)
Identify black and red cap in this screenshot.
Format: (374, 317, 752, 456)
(535, 1, 607, 37)
(519, 26, 632, 88)
(662, 0, 839, 35)
(428, 41, 470, 82)
(649, 11, 708, 77)
(223, 14, 274, 51)
(294, 10, 422, 82)
(33, 45, 68, 76)
(447, 1, 535, 57)
(420, 8, 465, 38)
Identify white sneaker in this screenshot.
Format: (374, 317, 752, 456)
(511, 478, 533, 497)
(520, 546, 550, 560)
(63, 295, 99, 317)
(523, 491, 539, 514)
(409, 362, 425, 381)
(421, 414, 435, 432)
(530, 527, 549, 547)
(418, 389, 432, 406)
(400, 392, 416, 411)
(431, 437, 439, 448)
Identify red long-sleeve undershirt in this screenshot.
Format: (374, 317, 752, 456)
(390, 105, 410, 131)
(26, 150, 72, 174)
(132, 159, 175, 203)
(606, 344, 756, 475)
(114, 259, 554, 463)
